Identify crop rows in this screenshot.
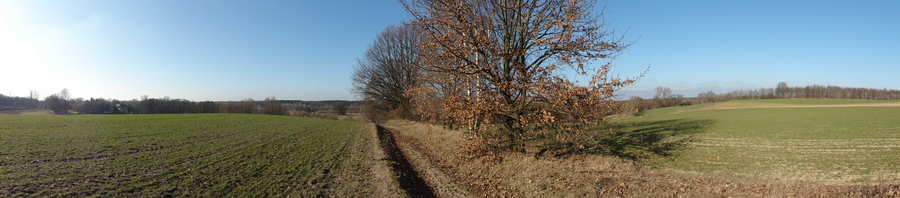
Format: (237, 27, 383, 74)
(0, 114, 373, 197)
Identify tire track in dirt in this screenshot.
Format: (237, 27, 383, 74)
(376, 125, 437, 198)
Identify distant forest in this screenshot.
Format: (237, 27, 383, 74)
(2, 82, 898, 117)
(622, 82, 900, 115)
(0, 90, 360, 119)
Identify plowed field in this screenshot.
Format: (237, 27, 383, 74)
(0, 114, 377, 197)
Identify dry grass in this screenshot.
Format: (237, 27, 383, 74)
(384, 120, 900, 197)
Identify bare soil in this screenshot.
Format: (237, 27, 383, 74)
(380, 120, 900, 197)
(376, 125, 438, 197)
(364, 124, 407, 197)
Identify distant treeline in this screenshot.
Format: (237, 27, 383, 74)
(698, 82, 900, 103)
(0, 93, 41, 110)
(75, 96, 360, 116)
(1, 89, 360, 119)
(624, 82, 900, 116)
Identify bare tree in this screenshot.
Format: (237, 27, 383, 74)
(0, 93, 41, 110)
(402, 0, 641, 151)
(352, 23, 424, 120)
(45, 89, 72, 115)
(29, 90, 40, 100)
(59, 88, 70, 101)
(262, 97, 285, 115)
(75, 98, 113, 114)
(653, 86, 673, 107)
(45, 95, 68, 114)
(332, 102, 347, 116)
(654, 86, 672, 100)
(239, 98, 257, 114)
(775, 82, 789, 98)
(197, 101, 220, 113)
(222, 101, 239, 113)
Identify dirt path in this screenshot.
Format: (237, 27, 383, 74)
(375, 125, 472, 198)
(375, 125, 437, 197)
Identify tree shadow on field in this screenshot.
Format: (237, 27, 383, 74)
(587, 119, 715, 160)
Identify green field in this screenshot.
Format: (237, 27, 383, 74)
(705, 99, 900, 109)
(0, 109, 53, 115)
(0, 114, 375, 197)
(624, 99, 900, 184)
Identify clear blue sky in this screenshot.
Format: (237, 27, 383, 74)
(1, 0, 898, 101)
(607, 0, 900, 98)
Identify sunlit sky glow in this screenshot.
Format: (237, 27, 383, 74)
(1, 0, 898, 101)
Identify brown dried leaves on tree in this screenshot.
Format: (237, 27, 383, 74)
(402, 0, 643, 152)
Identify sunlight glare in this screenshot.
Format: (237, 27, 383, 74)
(0, 3, 70, 96)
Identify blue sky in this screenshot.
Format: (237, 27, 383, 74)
(607, 0, 900, 98)
(1, 1, 898, 101)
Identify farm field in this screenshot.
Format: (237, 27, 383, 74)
(702, 99, 900, 109)
(0, 114, 381, 197)
(623, 99, 900, 184)
(0, 109, 54, 115)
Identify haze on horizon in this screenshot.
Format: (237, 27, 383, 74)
(1, 0, 898, 101)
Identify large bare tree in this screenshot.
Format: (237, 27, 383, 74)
(352, 23, 424, 121)
(239, 98, 257, 114)
(262, 97, 285, 115)
(402, 0, 642, 150)
(45, 88, 72, 115)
